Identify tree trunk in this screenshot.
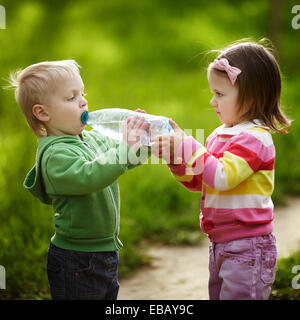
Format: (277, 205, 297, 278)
(269, 0, 281, 54)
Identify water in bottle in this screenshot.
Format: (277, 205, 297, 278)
(80, 108, 173, 146)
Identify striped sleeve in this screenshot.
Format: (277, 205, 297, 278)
(168, 128, 275, 192)
(214, 129, 275, 190)
(168, 136, 207, 192)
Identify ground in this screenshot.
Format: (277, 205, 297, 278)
(118, 197, 300, 300)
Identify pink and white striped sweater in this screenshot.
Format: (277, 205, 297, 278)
(168, 120, 275, 243)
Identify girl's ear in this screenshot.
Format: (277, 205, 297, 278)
(32, 104, 50, 122)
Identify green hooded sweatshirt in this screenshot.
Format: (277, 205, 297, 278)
(24, 129, 141, 252)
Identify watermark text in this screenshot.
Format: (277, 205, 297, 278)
(94, 125, 205, 168)
(292, 5, 300, 30)
(0, 265, 5, 290)
(292, 265, 300, 289)
(0, 5, 5, 29)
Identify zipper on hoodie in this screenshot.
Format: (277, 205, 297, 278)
(82, 141, 95, 153)
(107, 186, 119, 236)
(81, 139, 119, 238)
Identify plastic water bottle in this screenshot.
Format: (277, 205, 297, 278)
(81, 108, 173, 146)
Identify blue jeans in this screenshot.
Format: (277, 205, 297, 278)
(47, 243, 119, 300)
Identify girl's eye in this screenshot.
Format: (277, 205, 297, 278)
(216, 92, 223, 97)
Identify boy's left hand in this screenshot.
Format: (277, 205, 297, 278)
(123, 109, 149, 154)
(134, 108, 146, 114)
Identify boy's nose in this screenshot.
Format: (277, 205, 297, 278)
(80, 97, 88, 108)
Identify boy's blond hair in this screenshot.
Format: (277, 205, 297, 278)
(9, 60, 81, 137)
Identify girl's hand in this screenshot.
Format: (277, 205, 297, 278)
(123, 115, 149, 154)
(151, 119, 186, 164)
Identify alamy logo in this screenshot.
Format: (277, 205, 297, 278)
(0, 265, 5, 289)
(292, 5, 300, 30)
(291, 265, 300, 290)
(0, 5, 5, 29)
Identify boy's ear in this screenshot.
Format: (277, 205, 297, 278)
(32, 104, 50, 122)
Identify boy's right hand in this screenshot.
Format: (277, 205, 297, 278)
(123, 115, 149, 154)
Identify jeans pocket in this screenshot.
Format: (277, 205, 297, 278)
(70, 252, 96, 274)
(104, 251, 119, 274)
(221, 238, 256, 267)
(47, 255, 66, 299)
(209, 244, 215, 270)
(260, 245, 277, 285)
(70, 253, 101, 298)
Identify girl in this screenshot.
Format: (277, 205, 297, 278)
(151, 40, 291, 300)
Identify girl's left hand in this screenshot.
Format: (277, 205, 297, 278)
(151, 119, 186, 164)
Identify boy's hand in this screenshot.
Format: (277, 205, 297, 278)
(134, 108, 146, 114)
(151, 119, 186, 165)
(123, 114, 149, 154)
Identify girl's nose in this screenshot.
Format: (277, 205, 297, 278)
(210, 96, 217, 107)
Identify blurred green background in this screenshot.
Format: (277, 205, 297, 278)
(0, 0, 299, 299)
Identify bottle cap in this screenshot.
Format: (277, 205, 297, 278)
(81, 111, 89, 124)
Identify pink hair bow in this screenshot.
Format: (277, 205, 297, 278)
(212, 58, 242, 85)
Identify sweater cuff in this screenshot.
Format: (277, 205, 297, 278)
(168, 163, 187, 175)
(167, 136, 201, 174)
(178, 136, 202, 162)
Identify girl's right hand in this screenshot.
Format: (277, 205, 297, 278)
(151, 119, 186, 164)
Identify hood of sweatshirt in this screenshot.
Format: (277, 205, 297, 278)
(24, 135, 85, 204)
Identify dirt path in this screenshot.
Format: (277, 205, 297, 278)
(118, 197, 300, 300)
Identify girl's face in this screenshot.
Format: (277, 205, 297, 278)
(208, 70, 241, 127)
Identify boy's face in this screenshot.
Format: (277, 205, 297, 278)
(43, 73, 88, 137)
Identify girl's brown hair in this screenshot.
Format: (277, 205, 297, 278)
(209, 39, 291, 134)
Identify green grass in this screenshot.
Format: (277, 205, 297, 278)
(270, 251, 300, 300)
(0, 0, 299, 299)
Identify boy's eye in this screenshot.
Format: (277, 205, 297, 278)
(67, 92, 86, 101)
(68, 95, 75, 101)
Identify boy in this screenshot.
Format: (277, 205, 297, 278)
(10, 60, 147, 300)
